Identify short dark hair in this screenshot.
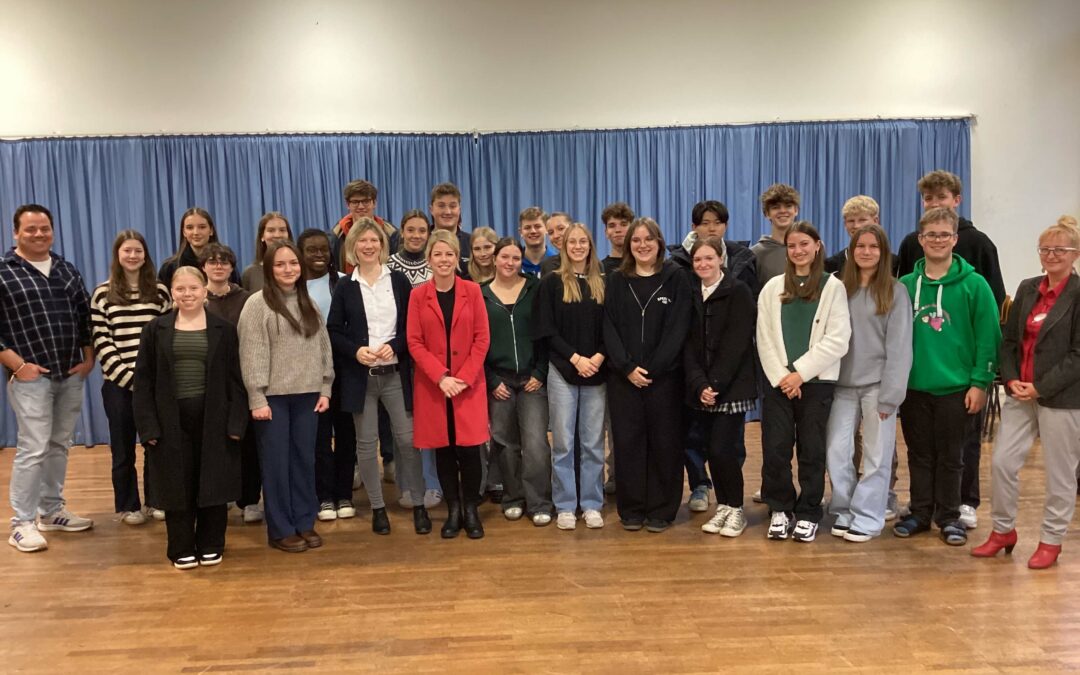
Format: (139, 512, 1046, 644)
(343, 180, 378, 202)
(760, 183, 800, 216)
(601, 202, 634, 224)
(430, 182, 461, 204)
(13, 204, 53, 232)
(691, 200, 729, 226)
(199, 242, 237, 268)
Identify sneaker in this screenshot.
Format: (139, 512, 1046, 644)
(791, 520, 818, 543)
(767, 511, 791, 540)
(959, 504, 978, 530)
(398, 491, 416, 509)
(353, 466, 362, 490)
(752, 489, 765, 504)
(844, 529, 873, 543)
(37, 509, 93, 532)
(885, 493, 899, 521)
(688, 486, 710, 513)
(423, 489, 443, 509)
(317, 501, 338, 522)
(719, 507, 747, 538)
(556, 511, 577, 530)
(383, 460, 395, 484)
(242, 504, 264, 524)
(336, 500, 357, 519)
(120, 510, 147, 526)
(8, 521, 47, 552)
(644, 519, 670, 533)
(701, 505, 733, 534)
(198, 552, 223, 566)
(145, 506, 166, 521)
(532, 512, 552, 527)
(621, 519, 644, 531)
(173, 555, 198, 570)
(830, 523, 850, 538)
(604, 479, 616, 495)
(583, 509, 604, 529)
(504, 506, 524, 521)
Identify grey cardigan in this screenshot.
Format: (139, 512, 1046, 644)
(1000, 274, 1080, 409)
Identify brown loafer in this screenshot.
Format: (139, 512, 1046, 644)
(269, 535, 308, 553)
(299, 530, 323, 548)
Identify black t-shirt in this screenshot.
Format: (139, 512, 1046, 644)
(534, 274, 605, 386)
(437, 287, 455, 367)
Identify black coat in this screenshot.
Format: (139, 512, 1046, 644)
(132, 311, 248, 510)
(603, 261, 692, 377)
(1000, 274, 1080, 409)
(326, 269, 414, 414)
(683, 274, 758, 407)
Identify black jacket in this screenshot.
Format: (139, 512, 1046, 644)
(1000, 274, 1080, 409)
(667, 237, 760, 299)
(896, 217, 1006, 308)
(603, 261, 692, 377)
(683, 274, 758, 406)
(132, 311, 248, 510)
(326, 269, 414, 414)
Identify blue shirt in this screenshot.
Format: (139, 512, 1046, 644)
(522, 242, 558, 278)
(306, 271, 343, 322)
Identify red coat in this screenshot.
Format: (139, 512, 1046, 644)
(407, 278, 491, 448)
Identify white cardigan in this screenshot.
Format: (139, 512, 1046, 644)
(756, 274, 851, 387)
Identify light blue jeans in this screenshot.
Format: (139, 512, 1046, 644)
(547, 365, 606, 513)
(7, 375, 85, 523)
(826, 383, 896, 536)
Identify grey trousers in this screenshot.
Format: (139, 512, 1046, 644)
(489, 381, 553, 514)
(990, 397, 1080, 545)
(353, 373, 424, 509)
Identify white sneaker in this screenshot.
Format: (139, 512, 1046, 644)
(583, 509, 604, 529)
(145, 505, 165, 521)
(317, 501, 338, 522)
(353, 466, 362, 490)
(532, 513, 552, 527)
(791, 519, 818, 543)
(959, 504, 978, 530)
(398, 491, 416, 509)
(719, 507, 747, 537)
(120, 510, 147, 526)
(243, 504, 264, 524)
(556, 511, 577, 530)
(8, 521, 47, 552)
(423, 489, 443, 509)
(37, 509, 93, 532)
(504, 506, 524, 521)
(885, 493, 899, 521)
(701, 505, 732, 534)
(336, 500, 357, 519)
(752, 489, 765, 504)
(767, 511, 791, 540)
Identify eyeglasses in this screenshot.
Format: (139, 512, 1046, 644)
(204, 260, 232, 267)
(917, 232, 956, 242)
(348, 198, 374, 207)
(1037, 246, 1079, 257)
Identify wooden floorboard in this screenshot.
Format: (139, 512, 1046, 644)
(1, 423, 1077, 673)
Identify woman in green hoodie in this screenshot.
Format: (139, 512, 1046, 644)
(894, 207, 1001, 546)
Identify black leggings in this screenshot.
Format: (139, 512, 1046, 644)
(435, 399, 483, 506)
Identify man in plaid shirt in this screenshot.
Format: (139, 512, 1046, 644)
(1, 204, 96, 552)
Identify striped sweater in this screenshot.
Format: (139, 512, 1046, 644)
(91, 282, 171, 388)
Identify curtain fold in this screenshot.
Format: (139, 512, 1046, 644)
(0, 119, 970, 445)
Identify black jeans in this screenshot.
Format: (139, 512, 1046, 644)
(761, 382, 834, 523)
(698, 409, 747, 508)
(899, 389, 968, 528)
(315, 394, 357, 503)
(237, 429, 261, 509)
(166, 395, 228, 562)
(960, 405, 986, 508)
(101, 380, 151, 512)
(434, 399, 483, 506)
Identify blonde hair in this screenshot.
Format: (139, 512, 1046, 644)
(344, 217, 389, 266)
(425, 229, 460, 259)
(1039, 222, 1080, 248)
(840, 224, 896, 315)
(1057, 214, 1078, 229)
(468, 227, 499, 283)
(171, 265, 206, 287)
(558, 224, 605, 305)
(841, 195, 880, 219)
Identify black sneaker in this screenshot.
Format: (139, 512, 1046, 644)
(644, 519, 670, 533)
(843, 529, 873, 543)
(621, 519, 644, 531)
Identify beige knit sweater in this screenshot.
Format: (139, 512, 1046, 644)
(237, 288, 334, 409)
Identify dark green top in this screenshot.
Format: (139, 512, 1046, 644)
(780, 276, 826, 377)
(173, 329, 208, 399)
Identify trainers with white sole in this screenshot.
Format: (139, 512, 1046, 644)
(556, 512, 577, 530)
(959, 504, 978, 530)
(398, 491, 416, 509)
(8, 521, 47, 552)
(688, 486, 710, 513)
(752, 489, 765, 504)
(504, 506, 524, 521)
(423, 489, 443, 509)
(199, 552, 223, 566)
(767, 511, 792, 540)
(885, 493, 899, 521)
(336, 500, 357, 519)
(719, 507, 747, 537)
(120, 510, 147, 526)
(583, 509, 604, 529)
(37, 509, 93, 532)
(701, 505, 733, 534)
(532, 512, 552, 527)
(242, 504, 264, 524)
(317, 501, 338, 522)
(173, 555, 198, 570)
(145, 506, 165, 521)
(791, 519, 818, 543)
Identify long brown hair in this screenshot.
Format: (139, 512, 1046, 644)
(260, 240, 322, 338)
(841, 223, 896, 315)
(780, 221, 825, 304)
(106, 230, 160, 305)
(167, 207, 218, 260)
(254, 212, 294, 264)
(559, 224, 605, 304)
(619, 217, 666, 277)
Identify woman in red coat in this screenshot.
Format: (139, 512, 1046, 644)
(407, 230, 491, 539)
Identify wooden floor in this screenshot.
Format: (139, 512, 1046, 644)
(1, 423, 1078, 673)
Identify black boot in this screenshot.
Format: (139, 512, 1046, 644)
(441, 502, 462, 539)
(413, 506, 432, 535)
(463, 502, 484, 539)
(372, 507, 390, 535)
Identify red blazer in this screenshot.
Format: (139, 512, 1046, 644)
(407, 278, 491, 448)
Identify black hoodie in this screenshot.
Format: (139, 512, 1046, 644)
(603, 261, 691, 377)
(683, 273, 758, 407)
(896, 217, 1006, 308)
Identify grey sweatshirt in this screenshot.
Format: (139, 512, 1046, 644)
(837, 282, 913, 415)
(751, 236, 787, 286)
(237, 288, 334, 409)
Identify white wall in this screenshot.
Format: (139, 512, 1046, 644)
(1, 0, 1077, 290)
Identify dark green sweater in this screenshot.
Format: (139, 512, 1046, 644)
(481, 275, 548, 390)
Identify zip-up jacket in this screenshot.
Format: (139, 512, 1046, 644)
(683, 273, 758, 406)
(482, 275, 547, 391)
(603, 261, 692, 377)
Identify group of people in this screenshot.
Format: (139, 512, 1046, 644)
(3, 171, 1078, 572)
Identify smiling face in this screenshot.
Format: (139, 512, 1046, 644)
(786, 231, 820, 273)
(1038, 231, 1080, 281)
(262, 217, 290, 245)
(917, 219, 957, 264)
(692, 244, 723, 286)
(767, 202, 798, 233)
(519, 218, 547, 248)
(171, 270, 207, 312)
(14, 211, 54, 261)
(471, 237, 496, 268)
(428, 241, 459, 279)
(494, 244, 522, 281)
(431, 196, 461, 230)
(564, 228, 591, 265)
(852, 231, 882, 272)
(117, 239, 146, 275)
(301, 235, 330, 278)
(401, 217, 430, 253)
(546, 215, 570, 249)
(921, 189, 962, 213)
(353, 230, 384, 267)
(693, 210, 727, 240)
(202, 257, 233, 285)
(271, 246, 302, 290)
(182, 214, 213, 251)
(347, 195, 376, 220)
(843, 212, 878, 237)
(629, 225, 659, 269)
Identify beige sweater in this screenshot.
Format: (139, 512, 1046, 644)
(237, 288, 334, 409)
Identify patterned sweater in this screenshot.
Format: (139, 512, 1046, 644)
(91, 282, 171, 388)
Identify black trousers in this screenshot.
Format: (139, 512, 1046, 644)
(899, 389, 968, 528)
(237, 428, 261, 509)
(960, 405, 986, 508)
(434, 399, 483, 507)
(166, 396, 228, 562)
(761, 382, 834, 523)
(609, 373, 685, 524)
(697, 409, 747, 508)
(315, 393, 357, 503)
(101, 380, 152, 512)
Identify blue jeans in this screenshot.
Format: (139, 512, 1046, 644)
(826, 384, 896, 536)
(253, 393, 319, 541)
(7, 375, 85, 523)
(547, 365, 606, 513)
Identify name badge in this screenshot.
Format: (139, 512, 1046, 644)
(1033, 313, 1047, 323)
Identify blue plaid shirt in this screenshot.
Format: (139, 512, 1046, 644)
(0, 248, 92, 379)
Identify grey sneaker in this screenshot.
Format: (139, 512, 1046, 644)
(719, 507, 747, 537)
(688, 486, 710, 513)
(37, 509, 93, 532)
(242, 504, 264, 524)
(885, 493, 899, 521)
(701, 505, 732, 534)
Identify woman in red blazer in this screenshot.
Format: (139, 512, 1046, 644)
(407, 230, 491, 539)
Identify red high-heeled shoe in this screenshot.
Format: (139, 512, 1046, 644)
(1028, 542, 1061, 569)
(971, 529, 1017, 557)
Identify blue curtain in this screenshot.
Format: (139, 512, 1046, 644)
(0, 119, 970, 446)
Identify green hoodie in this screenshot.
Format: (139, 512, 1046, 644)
(900, 254, 1001, 395)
